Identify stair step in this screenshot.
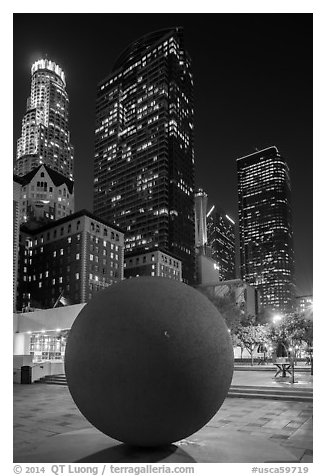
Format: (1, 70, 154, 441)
(230, 386, 312, 396)
(37, 374, 68, 385)
(43, 377, 66, 380)
(37, 377, 313, 401)
(227, 391, 312, 402)
(234, 366, 311, 372)
(231, 384, 312, 390)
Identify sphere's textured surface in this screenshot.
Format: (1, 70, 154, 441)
(65, 277, 234, 447)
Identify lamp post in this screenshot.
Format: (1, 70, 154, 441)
(288, 347, 295, 384)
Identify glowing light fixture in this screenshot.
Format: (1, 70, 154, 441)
(206, 205, 215, 218)
(272, 314, 282, 324)
(225, 214, 235, 225)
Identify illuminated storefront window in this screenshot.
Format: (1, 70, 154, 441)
(29, 329, 69, 362)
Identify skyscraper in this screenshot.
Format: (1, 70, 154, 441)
(93, 28, 195, 284)
(15, 59, 74, 180)
(194, 189, 208, 252)
(237, 146, 295, 314)
(207, 206, 236, 281)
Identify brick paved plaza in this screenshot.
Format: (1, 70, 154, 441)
(13, 375, 313, 463)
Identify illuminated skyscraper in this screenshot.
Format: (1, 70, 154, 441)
(93, 28, 195, 283)
(207, 206, 236, 281)
(194, 189, 208, 251)
(237, 146, 295, 313)
(15, 59, 74, 180)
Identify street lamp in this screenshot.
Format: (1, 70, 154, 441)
(272, 313, 282, 324)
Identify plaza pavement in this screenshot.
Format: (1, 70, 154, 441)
(232, 369, 313, 388)
(13, 370, 313, 463)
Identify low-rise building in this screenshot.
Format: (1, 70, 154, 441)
(296, 295, 313, 317)
(197, 278, 260, 319)
(14, 177, 23, 311)
(195, 253, 220, 285)
(17, 209, 124, 310)
(124, 248, 182, 281)
(15, 164, 74, 226)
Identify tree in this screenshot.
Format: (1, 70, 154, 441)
(266, 313, 313, 350)
(197, 287, 243, 334)
(235, 320, 269, 366)
(265, 313, 313, 370)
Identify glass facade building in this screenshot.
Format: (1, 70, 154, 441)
(207, 206, 236, 281)
(15, 59, 74, 180)
(237, 146, 295, 313)
(93, 28, 195, 284)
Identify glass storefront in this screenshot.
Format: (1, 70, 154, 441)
(29, 330, 69, 362)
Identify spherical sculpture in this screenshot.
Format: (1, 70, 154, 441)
(65, 277, 234, 447)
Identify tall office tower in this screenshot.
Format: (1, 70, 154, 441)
(15, 59, 74, 180)
(237, 146, 295, 314)
(207, 206, 236, 281)
(93, 28, 195, 284)
(194, 189, 208, 252)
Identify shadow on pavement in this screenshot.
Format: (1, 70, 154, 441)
(76, 443, 197, 463)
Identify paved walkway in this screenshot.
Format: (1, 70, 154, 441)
(232, 369, 313, 388)
(13, 381, 313, 463)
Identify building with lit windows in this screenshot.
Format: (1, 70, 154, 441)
(124, 248, 182, 281)
(15, 164, 74, 226)
(15, 59, 74, 179)
(237, 146, 295, 313)
(296, 295, 313, 316)
(93, 28, 195, 284)
(207, 206, 236, 281)
(194, 189, 208, 252)
(17, 209, 124, 310)
(14, 177, 23, 311)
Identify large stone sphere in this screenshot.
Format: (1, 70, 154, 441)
(65, 277, 234, 447)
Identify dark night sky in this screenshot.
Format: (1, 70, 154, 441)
(13, 13, 313, 296)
